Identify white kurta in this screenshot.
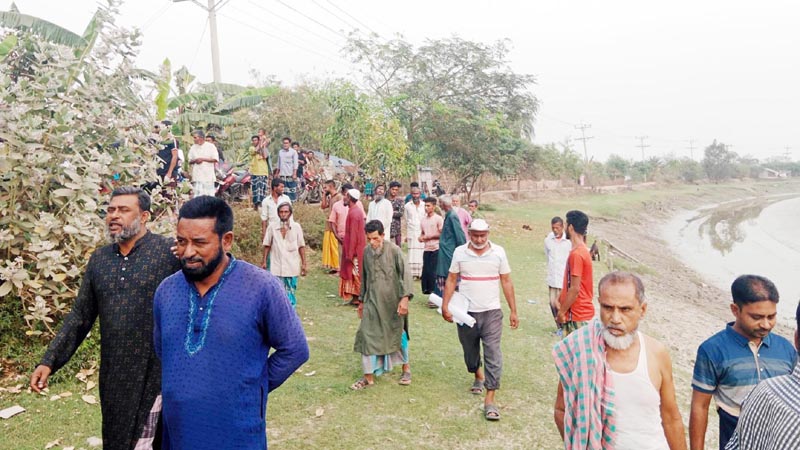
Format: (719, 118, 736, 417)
(367, 198, 393, 241)
(404, 200, 425, 276)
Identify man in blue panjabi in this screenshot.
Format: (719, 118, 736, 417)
(154, 196, 309, 449)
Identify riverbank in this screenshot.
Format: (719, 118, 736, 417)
(3, 179, 799, 449)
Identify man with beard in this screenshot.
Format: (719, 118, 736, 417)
(388, 181, 405, 246)
(187, 129, 219, 198)
(545, 216, 571, 337)
(366, 184, 393, 242)
(340, 189, 366, 306)
(403, 186, 425, 279)
(689, 275, 795, 450)
(441, 219, 518, 421)
(435, 195, 466, 296)
(31, 187, 181, 450)
(262, 202, 307, 307)
(553, 271, 686, 449)
(153, 196, 309, 449)
(350, 220, 414, 390)
(556, 210, 594, 336)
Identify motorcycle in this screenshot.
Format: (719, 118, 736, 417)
(432, 179, 445, 196)
(216, 162, 251, 202)
(297, 173, 322, 204)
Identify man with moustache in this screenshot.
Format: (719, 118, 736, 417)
(340, 189, 366, 306)
(153, 196, 309, 449)
(31, 187, 181, 450)
(366, 184, 393, 242)
(557, 210, 594, 336)
(553, 272, 686, 449)
(262, 202, 307, 307)
(544, 216, 571, 336)
(690, 275, 796, 450)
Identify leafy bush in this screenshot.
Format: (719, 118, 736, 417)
(0, 7, 168, 339)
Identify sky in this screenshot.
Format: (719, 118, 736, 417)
(9, 0, 799, 162)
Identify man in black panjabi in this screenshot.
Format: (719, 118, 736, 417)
(30, 186, 181, 450)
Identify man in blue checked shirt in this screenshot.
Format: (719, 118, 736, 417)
(689, 275, 797, 450)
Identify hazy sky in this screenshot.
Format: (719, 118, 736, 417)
(10, 0, 799, 162)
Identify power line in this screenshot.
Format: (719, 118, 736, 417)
(231, 4, 340, 52)
(188, 16, 210, 75)
(217, 11, 347, 66)
(324, 0, 381, 37)
(141, 1, 173, 31)
(574, 123, 593, 163)
(686, 139, 696, 160)
(245, 0, 343, 48)
(635, 136, 650, 161)
(309, 0, 359, 32)
(272, 0, 349, 39)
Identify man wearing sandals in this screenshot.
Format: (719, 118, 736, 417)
(351, 220, 414, 390)
(441, 219, 519, 420)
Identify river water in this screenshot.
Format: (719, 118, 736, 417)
(663, 194, 800, 322)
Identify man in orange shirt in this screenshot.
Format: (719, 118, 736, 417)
(557, 210, 594, 336)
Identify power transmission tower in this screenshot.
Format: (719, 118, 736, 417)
(635, 136, 650, 160)
(174, 0, 229, 83)
(574, 123, 593, 163)
(686, 139, 696, 160)
(784, 146, 792, 161)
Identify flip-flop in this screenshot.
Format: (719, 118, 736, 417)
(484, 404, 500, 421)
(349, 377, 374, 391)
(398, 371, 412, 386)
(470, 379, 484, 395)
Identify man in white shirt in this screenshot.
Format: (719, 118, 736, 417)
(260, 178, 292, 240)
(366, 185, 393, 242)
(187, 129, 219, 197)
(262, 202, 306, 307)
(441, 219, 518, 421)
(403, 186, 425, 278)
(544, 216, 571, 336)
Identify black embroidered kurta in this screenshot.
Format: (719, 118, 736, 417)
(40, 231, 181, 450)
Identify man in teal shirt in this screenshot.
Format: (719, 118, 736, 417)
(435, 195, 466, 296)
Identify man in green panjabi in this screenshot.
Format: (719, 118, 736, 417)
(435, 194, 466, 296)
(350, 220, 414, 390)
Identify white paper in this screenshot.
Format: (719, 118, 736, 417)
(0, 405, 25, 419)
(429, 293, 476, 327)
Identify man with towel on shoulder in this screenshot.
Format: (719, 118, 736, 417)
(553, 271, 686, 449)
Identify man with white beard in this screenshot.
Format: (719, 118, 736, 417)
(553, 271, 687, 449)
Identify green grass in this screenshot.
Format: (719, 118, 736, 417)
(3, 180, 800, 449)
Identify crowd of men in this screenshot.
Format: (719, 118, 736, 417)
(27, 168, 800, 449)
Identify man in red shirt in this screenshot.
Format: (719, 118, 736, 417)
(557, 210, 594, 336)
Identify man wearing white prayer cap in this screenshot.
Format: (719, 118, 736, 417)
(339, 188, 366, 306)
(441, 218, 519, 421)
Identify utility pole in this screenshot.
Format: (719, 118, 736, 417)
(783, 146, 792, 161)
(574, 123, 593, 163)
(686, 139, 696, 160)
(174, 0, 226, 83)
(635, 136, 650, 161)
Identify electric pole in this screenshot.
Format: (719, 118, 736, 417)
(635, 136, 650, 161)
(784, 146, 792, 161)
(574, 123, 593, 163)
(174, 0, 226, 83)
(686, 139, 696, 160)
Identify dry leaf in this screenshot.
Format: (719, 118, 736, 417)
(87, 436, 103, 447)
(59, 391, 73, 398)
(44, 439, 61, 448)
(49, 395, 61, 401)
(6, 384, 23, 394)
(86, 380, 96, 391)
(82, 394, 98, 405)
(315, 407, 324, 417)
(304, 371, 316, 377)
(64, 447, 75, 450)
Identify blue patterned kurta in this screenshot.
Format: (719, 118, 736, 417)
(154, 258, 309, 449)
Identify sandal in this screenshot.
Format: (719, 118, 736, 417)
(349, 377, 374, 391)
(484, 404, 500, 421)
(398, 371, 412, 386)
(470, 379, 484, 395)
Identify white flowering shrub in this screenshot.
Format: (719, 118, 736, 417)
(0, 7, 167, 337)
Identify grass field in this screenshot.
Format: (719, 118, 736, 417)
(3, 180, 799, 449)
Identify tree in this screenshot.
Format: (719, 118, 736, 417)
(605, 154, 631, 181)
(0, 3, 164, 336)
(702, 140, 737, 182)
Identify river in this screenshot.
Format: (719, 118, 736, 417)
(663, 194, 800, 323)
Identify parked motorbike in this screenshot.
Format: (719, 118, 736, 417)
(216, 162, 251, 202)
(297, 173, 322, 204)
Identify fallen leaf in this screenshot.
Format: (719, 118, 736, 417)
(6, 384, 22, 394)
(45, 438, 61, 448)
(63, 447, 75, 450)
(49, 395, 61, 401)
(59, 391, 73, 398)
(82, 394, 98, 405)
(87, 436, 102, 447)
(304, 371, 316, 377)
(86, 380, 96, 391)
(315, 407, 324, 417)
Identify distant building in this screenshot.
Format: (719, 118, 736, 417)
(759, 168, 791, 179)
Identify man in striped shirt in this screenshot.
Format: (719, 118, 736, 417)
(689, 275, 796, 450)
(724, 301, 800, 449)
(441, 219, 518, 421)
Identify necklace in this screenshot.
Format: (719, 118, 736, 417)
(184, 256, 237, 356)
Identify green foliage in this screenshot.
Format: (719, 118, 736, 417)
(0, 33, 16, 62)
(702, 140, 737, 181)
(154, 58, 171, 120)
(0, 4, 167, 338)
(605, 154, 631, 180)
